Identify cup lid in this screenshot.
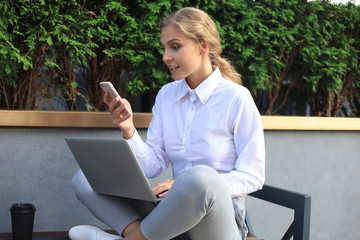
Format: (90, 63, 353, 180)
(10, 203, 36, 213)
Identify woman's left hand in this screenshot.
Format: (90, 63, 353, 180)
(152, 180, 174, 198)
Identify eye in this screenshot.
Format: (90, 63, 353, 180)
(172, 44, 180, 50)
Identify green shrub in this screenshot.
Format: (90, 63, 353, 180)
(0, 0, 359, 116)
(0, 0, 99, 110)
(298, 0, 360, 116)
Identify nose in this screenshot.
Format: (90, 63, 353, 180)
(162, 48, 172, 63)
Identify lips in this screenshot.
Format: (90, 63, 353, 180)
(168, 66, 179, 73)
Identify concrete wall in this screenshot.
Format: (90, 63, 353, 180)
(0, 126, 359, 239)
(249, 130, 360, 239)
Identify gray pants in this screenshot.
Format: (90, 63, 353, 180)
(72, 165, 247, 240)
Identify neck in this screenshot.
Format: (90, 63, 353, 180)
(186, 60, 213, 89)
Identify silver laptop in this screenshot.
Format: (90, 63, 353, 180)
(65, 137, 161, 203)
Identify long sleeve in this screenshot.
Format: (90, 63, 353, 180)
(126, 89, 170, 178)
(220, 89, 265, 196)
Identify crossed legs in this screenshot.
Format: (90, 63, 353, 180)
(72, 165, 244, 240)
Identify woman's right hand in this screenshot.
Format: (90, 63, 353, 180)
(104, 92, 135, 139)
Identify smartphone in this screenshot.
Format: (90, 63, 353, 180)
(100, 81, 130, 114)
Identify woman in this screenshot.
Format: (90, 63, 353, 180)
(69, 7, 265, 240)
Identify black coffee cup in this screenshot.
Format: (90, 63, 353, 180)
(10, 203, 36, 240)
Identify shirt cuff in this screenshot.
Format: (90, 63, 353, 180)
(220, 174, 237, 197)
(123, 129, 146, 157)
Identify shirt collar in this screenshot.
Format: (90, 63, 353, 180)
(175, 67, 222, 105)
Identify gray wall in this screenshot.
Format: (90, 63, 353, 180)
(249, 130, 360, 239)
(0, 127, 359, 239)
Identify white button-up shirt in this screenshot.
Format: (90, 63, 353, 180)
(127, 68, 265, 196)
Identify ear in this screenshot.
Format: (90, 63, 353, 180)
(199, 40, 210, 56)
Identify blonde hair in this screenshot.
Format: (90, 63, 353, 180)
(159, 7, 242, 84)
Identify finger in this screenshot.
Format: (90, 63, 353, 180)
(155, 180, 174, 198)
(152, 180, 174, 196)
(157, 191, 168, 198)
(108, 97, 117, 112)
(121, 98, 132, 116)
(103, 92, 111, 104)
(152, 181, 169, 192)
(122, 98, 131, 107)
(109, 97, 123, 113)
(112, 113, 131, 126)
(152, 184, 164, 196)
(112, 99, 129, 117)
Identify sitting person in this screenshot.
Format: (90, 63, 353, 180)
(69, 7, 265, 240)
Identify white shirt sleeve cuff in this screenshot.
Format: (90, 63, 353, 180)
(123, 129, 147, 157)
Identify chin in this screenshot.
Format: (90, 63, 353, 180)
(172, 74, 185, 81)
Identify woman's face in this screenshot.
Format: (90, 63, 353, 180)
(161, 24, 205, 82)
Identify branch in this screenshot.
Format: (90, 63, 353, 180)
(1, 82, 10, 109)
(273, 76, 299, 114)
